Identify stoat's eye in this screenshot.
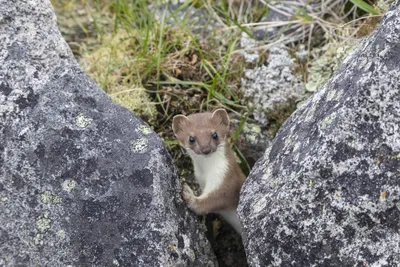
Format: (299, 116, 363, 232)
(212, 132, 218, 140)
(189, 136, 195, 143)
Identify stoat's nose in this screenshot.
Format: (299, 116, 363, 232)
(201, 148, 211, 155)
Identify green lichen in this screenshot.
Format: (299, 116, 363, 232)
(306, 40, 358, 92)
(80, 31, 157, 123)
(252, 197, 268, 215)
(131, 138, 148, 153)
(110, 89, 157, 123)
(320, 113, 336, 129)
(36, 211, 51, 233)
(187, 248, 196, 261)
(75, 113, 93, 128)
(40, 192, 62, 204)
(139, 124, 152, 135)
(284, 136, 292, 146)
(62, 179, 76, 193)
(57, 229, 66, 240)
(243, 123, 261, 134)
(243, 123, 262, 144)
(33, 233, 43, 245)
(389, 154, 400, 160)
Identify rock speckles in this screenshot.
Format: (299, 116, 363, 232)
(0, 1, 217, 266)
(238, 2, 400, 266)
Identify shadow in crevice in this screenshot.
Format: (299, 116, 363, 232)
(205, 214, 248, 267)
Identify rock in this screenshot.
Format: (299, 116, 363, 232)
(230, 118, 272, 170)
(242, 45, 305, 125)
(79, 31, 158, 124)
(149, 3, 224, 41)
(306, 40, 358, 93)
(238, 3, 400, 266)
(0, 1, 217, 266)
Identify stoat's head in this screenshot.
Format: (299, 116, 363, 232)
(172, 109, 230, 156)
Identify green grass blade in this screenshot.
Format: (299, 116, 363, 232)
(350, 0, 380, 15)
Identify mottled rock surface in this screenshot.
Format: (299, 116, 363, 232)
(0, 1, 217, 266)
(242, 45, 305, 125)
(239, 3, 400, 267)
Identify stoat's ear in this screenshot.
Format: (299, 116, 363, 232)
(172, 115, 189, 135)
(212, 108, 229, 127)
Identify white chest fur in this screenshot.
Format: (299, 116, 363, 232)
(189, 146, 228, 195)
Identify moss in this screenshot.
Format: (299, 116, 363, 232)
(75, 113, 93, 128)
(109, 88, 157, 123)
(80, 31, 157, 122)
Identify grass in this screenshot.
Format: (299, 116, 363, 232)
(51, 0, 386, 174)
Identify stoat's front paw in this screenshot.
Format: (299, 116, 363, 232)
(182, 184, 195, 205)
(182, 184, 205, 215)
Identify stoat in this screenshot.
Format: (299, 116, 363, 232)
(172, 109, 246, 234)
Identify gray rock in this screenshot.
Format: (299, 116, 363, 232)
(242, 45, 305, 125)
(0, 1, 217, 266)
(149, 3, 224, 41)
(230, 118, 272, 169)
(238, 3, 400, 267)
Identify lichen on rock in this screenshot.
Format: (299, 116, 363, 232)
(0, 1, 217, 266)
(238, 3, 400, 266)
(306, 39, 358, 93)
(242, 45, 305, 125)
